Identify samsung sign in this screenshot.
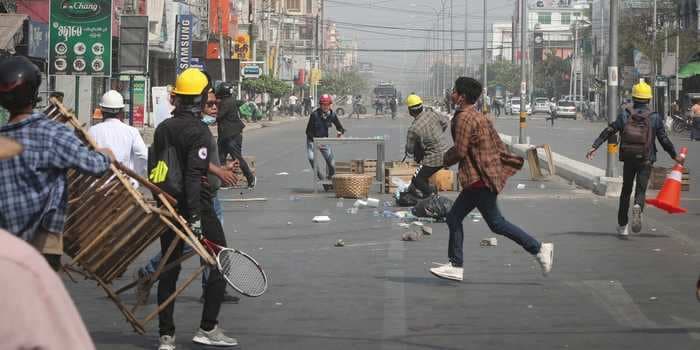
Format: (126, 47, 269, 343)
(176, 15, 193, 75)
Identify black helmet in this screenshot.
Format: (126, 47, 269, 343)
(215, 81, 235, 98)
(0, 56, 42, 112)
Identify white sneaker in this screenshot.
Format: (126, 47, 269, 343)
(631, 204, 642, 233)
(535, 243, 554, 276)
(158, 335, 176, 350)
(192, 325, 238, 347)
(617, 225, 629, 238)
(429, 263, 463, 281)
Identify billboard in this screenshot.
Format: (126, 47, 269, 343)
(49, 0, 112, 76)
(28, 21, 49, 59)
(176, 15, 193, 74)
(233, 33, 251, 60)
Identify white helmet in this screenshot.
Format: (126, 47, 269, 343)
(99, 90, 125, 112)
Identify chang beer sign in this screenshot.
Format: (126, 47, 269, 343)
(50, 0, 112, 76)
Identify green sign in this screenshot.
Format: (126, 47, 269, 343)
(50, 0, 112, 76)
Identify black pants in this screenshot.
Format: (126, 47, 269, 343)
(618, 160, 652, 227)
(219, 134, 254, 183)
(411, 165, 442, 198)
(158, 190, 227, 336)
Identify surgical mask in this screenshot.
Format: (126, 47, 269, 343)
(202, 115, 216, 125)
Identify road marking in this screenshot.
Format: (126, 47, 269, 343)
(566, 280, 657, 328)
(671, 315, 700, 340)
(382, 240, 407, 349)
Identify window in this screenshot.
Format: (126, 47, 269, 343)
(538, 12, 551, 25)
(306, 0, 312, 14)
(286, 0, 301, 12)
(561, 13, 571, 25)
(573, 12, 581, 19)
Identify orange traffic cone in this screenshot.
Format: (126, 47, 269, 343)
(646, 147, 688, 214)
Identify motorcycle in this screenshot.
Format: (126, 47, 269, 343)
(671, 114, 693, 134)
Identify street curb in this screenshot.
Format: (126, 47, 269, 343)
(433, 109, 620, 197)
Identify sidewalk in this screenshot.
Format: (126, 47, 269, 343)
(138, 114, 304, 145)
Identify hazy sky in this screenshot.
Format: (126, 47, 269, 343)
(325, 0, 518, 93)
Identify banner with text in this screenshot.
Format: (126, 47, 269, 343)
(49, 0, 112, 76)
(176, 14, 193, 75)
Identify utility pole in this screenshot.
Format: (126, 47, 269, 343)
(606, 0, 619, 178)
(518, 0, 527, 143)
(450, 0, 454, 85)
(652, 0, 657, 78)
(217, 0, 226, 81)
(482, 0, 487, 93)
(464, 0, 468, 75)
(573, 23, 578, 99)
(251, 0, 257, 61)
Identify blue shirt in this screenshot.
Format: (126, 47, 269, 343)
(0, 112, 110, 241)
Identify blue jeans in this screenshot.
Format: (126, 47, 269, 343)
(306, 141, 335, 180)
(447, 187, 541, 267)
(143, 194, 224, 288)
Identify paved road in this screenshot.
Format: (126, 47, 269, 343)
(494, 112, 700, 242)
(68, 112, 700, 349)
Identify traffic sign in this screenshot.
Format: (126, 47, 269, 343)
(241, 65, 261, 78)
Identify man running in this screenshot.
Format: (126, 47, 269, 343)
(306, 94, 345, 190)
(429, 77, 553, 282)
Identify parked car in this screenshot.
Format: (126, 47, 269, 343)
(508, 97, 532, 115)
(554, 100, 577, 119)
(533, 97, 550, 114)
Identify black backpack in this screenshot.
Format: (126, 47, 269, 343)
(148, 139, 184, 199)
(620, 109, 653, 162)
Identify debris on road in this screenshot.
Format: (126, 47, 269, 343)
(345, 207, 358, 215)
(517, 184, 527, 190)
(353, 199, 367, 208)
(649, 296, 658, 301)
(401, 232, 421, 241)
(275, 172, 289, 176)
(652, 248, 661, 252)
(334, 239, 345, 247)
(312, 216, 331, 223)
(421, 225, 433, 235)
(366, 198, 380, 207)
(480, 238, 498, 247)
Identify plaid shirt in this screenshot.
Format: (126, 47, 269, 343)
(444, 105, 523, 193)
(0, 113, 110, 241)
(405, 108, 449, 167)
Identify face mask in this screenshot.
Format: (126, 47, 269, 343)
(202, 115, 216, 125)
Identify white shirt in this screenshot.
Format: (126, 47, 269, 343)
(289, 96, 298, 105)
(89, 118, 148, 177)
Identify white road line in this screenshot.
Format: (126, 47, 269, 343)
(566, 280, 657, 328)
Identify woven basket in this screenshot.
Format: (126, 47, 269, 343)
(332, 174, 374, 198)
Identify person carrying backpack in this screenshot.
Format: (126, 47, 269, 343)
(586, 81, 684, 238)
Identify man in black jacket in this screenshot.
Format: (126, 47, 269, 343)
(586, 81, 684, 238)
(215, 82, 255, 189)
(150, 69, 236, 349)
(306, 94, 345, 187)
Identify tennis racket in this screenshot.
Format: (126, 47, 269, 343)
(200, 237, 268, 297)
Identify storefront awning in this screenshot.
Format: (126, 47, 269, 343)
(0, 14, 28, 53)
(678, 61, 700, 79)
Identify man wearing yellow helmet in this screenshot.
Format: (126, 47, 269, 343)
(404, 94, 449, 198)
(150, 68, 237, 349)
(586, 80, 684, 237)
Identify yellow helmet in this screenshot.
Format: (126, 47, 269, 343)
(631, 81, 652, 100)
(172, 68, 209, 96)
(406, 94, 423, 108)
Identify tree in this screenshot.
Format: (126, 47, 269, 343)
(533, 51, 572, 98)
(487, 60, 520, 94)
(241, 75, 292, 98)
(319, 70, 368, 97)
